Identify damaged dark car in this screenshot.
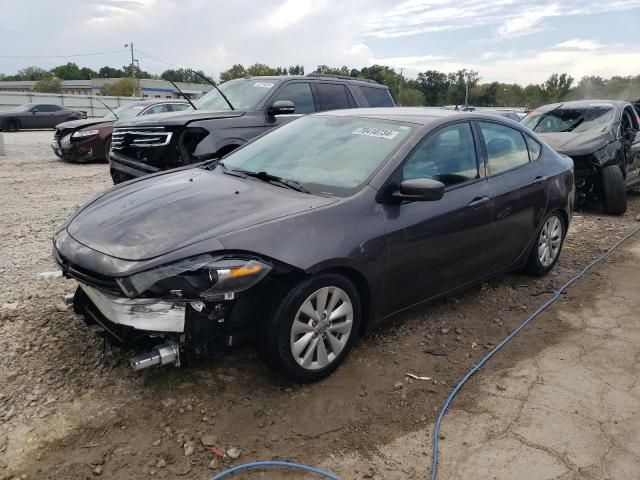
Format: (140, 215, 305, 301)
(522, 100, 640, 214)
(53, 108, 574, 382)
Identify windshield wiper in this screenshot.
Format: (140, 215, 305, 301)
(231, 169, 310, 193)
(189, 70, 235, 111)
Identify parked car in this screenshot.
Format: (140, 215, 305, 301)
(54, 108, 573, 382)
(522, 100, 640, 214)
(52, 100, 191, 163)
(0, 103, 86, 131)
(108, 74, 395, 183)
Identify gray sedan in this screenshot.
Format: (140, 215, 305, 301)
(0, 103, 87, 131)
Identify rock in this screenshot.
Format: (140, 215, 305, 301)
(207, 458, 219, 469)
(226, 447, 241, 459)
(156, 458, 167, 468)
(440, 328, 450, 335)
(200, 433, 218, 447)
(636, 213, 640, 221)
(183, 441, 195, 456)
(425, 348, 448, 356)
(153, 439, 161, 446)
(454, 327, 462, 334)
(92, 465, 103, 476)
(359, 390, 367, 397)
(393, 381, 404, 391)
(169, 459, 192, 476)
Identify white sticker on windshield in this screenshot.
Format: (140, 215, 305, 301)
(352, 127, 399, 139)
(254, 82, 274, 88)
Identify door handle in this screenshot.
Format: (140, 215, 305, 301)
(467, 196, 490, 208)
(533, 175, 547, 185)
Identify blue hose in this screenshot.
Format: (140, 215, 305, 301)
(209, 460, 343, 479)
(209, 225, 640, 480)
(428, 224, 640, 480)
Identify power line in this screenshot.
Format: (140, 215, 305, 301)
(0, 49, 128, 59)
(134, 49, 181, 68)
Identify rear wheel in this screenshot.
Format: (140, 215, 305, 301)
(263, 273, 361, 383)
(5, 118, 20, 132)
(526, 213, 565, 276)
(600, 165, 627, 215)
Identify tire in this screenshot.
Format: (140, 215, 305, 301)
(262, 273, 361, 383)
(600, 165, 627, 215)
(110, 167, 128, 185)
(104, 137, 112, 162)
(526, 212, 565, 276)
(5, 118, 20, 132)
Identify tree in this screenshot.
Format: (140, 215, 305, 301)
(417, 70, 450, 106)
(33, 75, 62, 93)
(161, 68, 209, 84)
(246, 63, 279, 76)
(541, 73, 574, 103)
(101, 78, 136, 96)
(219, 64, 247, 82)
(397, 88, 425, 106)
(51, 62, 96, 80)
(313, 65, 352, 76)
(288, 65, 305, 75)
(358, 65, 401, 97)
(16, 66, 50, 81)
(98, 66, 125, 78)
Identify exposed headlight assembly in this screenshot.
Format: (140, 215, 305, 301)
(116, 255, 272, 299)
(72, 129, 99, 139)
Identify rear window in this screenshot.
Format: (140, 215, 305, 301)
(359, 86, 393, 107)
(316, 83, 352, 111)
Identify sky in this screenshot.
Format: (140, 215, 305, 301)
(1, 0, 639, 84)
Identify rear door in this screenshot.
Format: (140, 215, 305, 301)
(477, 121, 548, 271)
(382, 121, 493, 315)
(315, 83, 356, 112)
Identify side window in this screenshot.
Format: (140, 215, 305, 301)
(623, 107, 639, 131)
(170, 103, 191, 112)
(479, 122, 529, 175)
(316, 83, 351, 111)
(402, 123, 478, 187)
(525, 135, 542, 161)
(38, 105, 60, 112)
(359, 86, 394, 107)
(271, 82, 315, 114)
(144, 104, 169, 115)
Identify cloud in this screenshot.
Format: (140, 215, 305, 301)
(554, 38, 603, 51)
(365, 0, 640, 38)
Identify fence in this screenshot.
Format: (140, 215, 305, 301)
(0, 91, 143, 118)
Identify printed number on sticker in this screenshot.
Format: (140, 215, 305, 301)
(352, 127, 399, 139)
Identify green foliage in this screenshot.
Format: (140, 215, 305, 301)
(219, 64, 247, 82)
(161, 68, 209, 84)
(288, 65, 305, 75)
(98, 66, 125, 78)
(33, 75, 62, 93)
(397, 87, 425, 106)
(541, 73, 574, 103)
(50, 62, 97, 80)
(101, 78, 136, 97)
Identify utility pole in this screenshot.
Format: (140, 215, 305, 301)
(125, 42, 136, 97)
(399, 68, 403, 97)
(464, 73, 469, 107)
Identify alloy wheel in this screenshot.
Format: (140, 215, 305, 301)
(289, 286, 354, 371)
(538, 215, 563, 267)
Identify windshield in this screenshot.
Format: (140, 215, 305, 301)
(195, 79, 279, 111)
(217, 115, 415, 196)
(522, 105, 616, 134)
(15, 104, 34, 111)
(102, 103, 148, 121)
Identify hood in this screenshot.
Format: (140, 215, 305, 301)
(65, 168, 337, 261)
(56, 118, 113, 131)
(539, 130, 616, 156)
(114, 109, 246, 128)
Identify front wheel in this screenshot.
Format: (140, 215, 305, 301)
(263, 273, 361, 383)
(526, 213, 565, 276)
(600, 165, 627, 215)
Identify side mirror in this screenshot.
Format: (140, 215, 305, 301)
(267, 100, 295, 116)
(392, 178, 445, 202)
(32, 109, 38, 114)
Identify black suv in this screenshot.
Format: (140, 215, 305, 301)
(109, 74, 395, 183)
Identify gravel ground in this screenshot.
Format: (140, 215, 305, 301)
(0, 130, 639, 480)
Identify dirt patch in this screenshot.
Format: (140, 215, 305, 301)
(1, 131, 639, 479)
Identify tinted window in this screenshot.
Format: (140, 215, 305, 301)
(144, 104, 169, 115)
(402, 123, 478, 187)
(170, 103, 191, 112)
(479, 122, 529, 174)
(271, 82, 315, 114)
(37, 105, 61, 112)
(525, 135, 542, 161)
(360, 86, 393, 107)
(316, 83, 351, 111)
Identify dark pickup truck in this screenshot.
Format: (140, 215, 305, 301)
(108, 74, 395, 183)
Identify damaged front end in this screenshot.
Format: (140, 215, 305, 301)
(56, 248, 279, 370)
(566, 140, 623, 204)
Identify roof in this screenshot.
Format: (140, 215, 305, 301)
(129, 99, 191, 106)
(316, 107, 521, 126)
(535, 99, 630, 112)
(229, 75, 388, 88)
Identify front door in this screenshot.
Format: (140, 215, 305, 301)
(265, 81, 316, 130)
(382, 121, 494, 316)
